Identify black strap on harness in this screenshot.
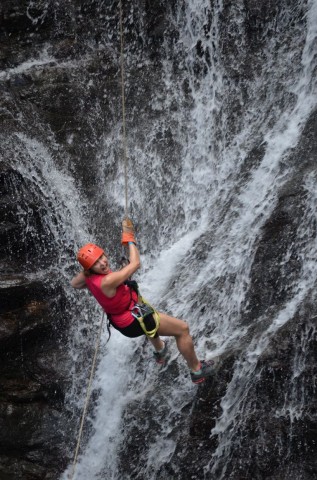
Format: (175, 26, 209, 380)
(105, 315, 112, 344)
(125, 279, 140, 295)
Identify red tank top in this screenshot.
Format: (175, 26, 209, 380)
(85, 274, 138, 328)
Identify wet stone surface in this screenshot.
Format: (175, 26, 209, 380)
(1, 1, 317, 479)
(0, 161, 74, 478)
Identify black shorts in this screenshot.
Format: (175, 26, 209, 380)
(111, 314, 159, 339)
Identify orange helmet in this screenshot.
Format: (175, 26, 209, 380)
(77, 243, 104, 270)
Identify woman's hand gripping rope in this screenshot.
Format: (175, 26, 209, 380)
(121, 217, 136, 246)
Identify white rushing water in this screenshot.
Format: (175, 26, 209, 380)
(5, 133, 88, 264)
(1, 129, 105, 405)
(59, 0, 317, 479)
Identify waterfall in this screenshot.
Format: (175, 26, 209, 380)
(1, 0, 316, 478)
(57, 0, 317, 479)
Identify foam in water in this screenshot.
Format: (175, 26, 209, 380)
(0, 46, 56, 80)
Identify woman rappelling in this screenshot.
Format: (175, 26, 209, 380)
(71, 217, 216, 384)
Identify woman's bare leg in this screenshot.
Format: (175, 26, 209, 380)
(149, 336, 165, 351)
(153, 312, 200, 371)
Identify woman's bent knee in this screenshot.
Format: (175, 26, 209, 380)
(175, 320, 190, 338)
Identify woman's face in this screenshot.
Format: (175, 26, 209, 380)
(91, 254, 110, 275)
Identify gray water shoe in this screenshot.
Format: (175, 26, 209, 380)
(190, 359, 217, 384)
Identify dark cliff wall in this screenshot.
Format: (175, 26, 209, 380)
(1, 1, 317, 480)
(0, 165, 71, 478)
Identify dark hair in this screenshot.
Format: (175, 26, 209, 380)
(83, 269, 93, 277)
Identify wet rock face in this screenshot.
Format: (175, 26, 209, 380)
(1, 1, 317, 480)
(0, 165, 56, 272)
(0, 163, 73, 479)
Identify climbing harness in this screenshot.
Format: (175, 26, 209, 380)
(126, 280, 160, 338)
(105, 280, 160, 338)
(131, 300, 160, 338)
(69, 312, 105, 480)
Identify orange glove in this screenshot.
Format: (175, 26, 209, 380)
(121, 217, 136, 246)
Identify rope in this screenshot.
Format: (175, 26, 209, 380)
(69, 5, 128, 477)
(68, 312, 106, 480)
(119, 0, 129, 217)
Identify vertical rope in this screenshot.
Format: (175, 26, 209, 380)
(68, 313, 105, 480)
(69, 5, 129, 478)
(119, 0, 129, 217)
